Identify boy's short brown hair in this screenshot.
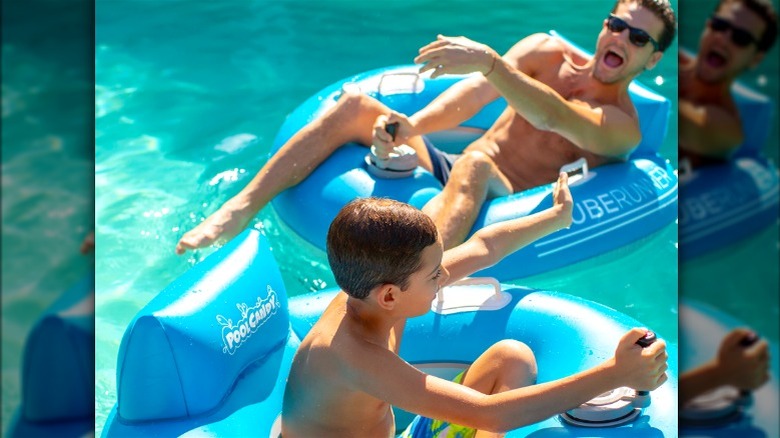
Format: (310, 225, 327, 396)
(326, 198, 438, 299)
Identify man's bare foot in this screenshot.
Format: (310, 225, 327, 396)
(80, 231, 95, 254)
(175, 197, 256, 255)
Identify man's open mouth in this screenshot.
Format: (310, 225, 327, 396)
(603, 50, 625, 68)
(704, 49, 728, 68)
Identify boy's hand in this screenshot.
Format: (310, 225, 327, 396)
(553, 172, 573, 229)
(716, 328, 770, 391)
(613, 328, 668, 392)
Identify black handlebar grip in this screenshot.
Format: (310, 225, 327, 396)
(636, 331, 657, 396)
(739, 331, 760, 397)
(739, 331, 759, 347)
(385, 122, 399, 141)
(636, 331, 657, 348)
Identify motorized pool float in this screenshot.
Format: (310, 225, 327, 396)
(679, 299, 779, 437)
(269, 31, 677, 281)
(6, 274, 95, 438)
(102, 229, 678, 437)
(678, 63, 779, 260)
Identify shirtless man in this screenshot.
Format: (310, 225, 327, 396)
(281, 173, 669, 437)
(176, 0, 676, 253)
(679, 0, 777, 168)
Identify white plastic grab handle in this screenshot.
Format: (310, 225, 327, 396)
(377, 72, 423, 96)
(559, 157, 589, 184)
(438, 277, 501, 303)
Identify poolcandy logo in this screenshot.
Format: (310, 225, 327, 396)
(216, 285, 280, 355)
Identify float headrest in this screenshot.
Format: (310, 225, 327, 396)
(115, 229, 290, 422)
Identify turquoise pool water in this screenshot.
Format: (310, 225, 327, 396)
(678, 0, 780, 342)
(1, 1, 93, 433)
(95, 0, 678, 434)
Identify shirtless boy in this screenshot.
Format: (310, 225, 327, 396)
(281, 173, 668, 437)
(176, 0, 677, 254)
(679, 0, 777, 167)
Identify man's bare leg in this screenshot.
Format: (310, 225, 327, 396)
(176, 93, 435, 254)
(461, 339, 537, 437)
(176, 93, 384, 254)
(422, 151, 512, 249)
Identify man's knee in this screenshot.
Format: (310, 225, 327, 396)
(334, 92, 378, 118)
(451, 150, 495, 179)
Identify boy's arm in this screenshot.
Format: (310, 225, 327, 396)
(349, 328, 666, 432)
(415, 34, 643, 158)
(679, 328, 770, 405)
(442, 172, 572, 284)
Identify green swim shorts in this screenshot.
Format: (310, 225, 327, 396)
(397, 371, 476, 438)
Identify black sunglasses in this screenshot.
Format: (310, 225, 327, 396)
(708, 16, 758, 47)
(606, 15, 660, 51)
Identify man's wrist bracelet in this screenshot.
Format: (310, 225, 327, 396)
(484, 53, 497, 77)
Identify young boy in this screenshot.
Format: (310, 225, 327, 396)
(281, 173, 668, 437)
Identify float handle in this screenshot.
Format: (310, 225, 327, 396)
(635, 331, 657, 403)
(738, 332, 760, 404)
(438, 277, 501, 303)
(377, 72, 422, 96)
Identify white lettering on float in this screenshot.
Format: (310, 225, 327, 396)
(649, 167, 673, 190)
(678, 176, 760, 226)
(216, 285, 280, 355)
(570, 178, 659, 225)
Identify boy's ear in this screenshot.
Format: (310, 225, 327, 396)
(374, 283, 400, 311)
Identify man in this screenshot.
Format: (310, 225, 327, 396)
(176, 0, 676, 253)
(679, 0, 777, 167)
(281, 174, 668, 437)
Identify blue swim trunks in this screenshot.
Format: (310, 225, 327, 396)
(397, 371, 476, 438)
(423, 136, 460, 186)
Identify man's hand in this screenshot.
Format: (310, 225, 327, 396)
(415, 35, 499, 79)
(612, 328, 668, 392)
(372, 112, 415, 159)
(552, 172, 573, 229)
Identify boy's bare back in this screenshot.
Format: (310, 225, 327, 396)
(282, 293, 400, 437)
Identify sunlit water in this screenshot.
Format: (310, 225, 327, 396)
(677, 0, 780, 342)
(1, 1, 93, 433)
(93, 1, 681, 434)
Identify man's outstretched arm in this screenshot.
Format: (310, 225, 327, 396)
(416, 34, 642, 158)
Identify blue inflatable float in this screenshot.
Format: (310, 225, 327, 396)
(678, 80, 779, 260)
(270, 32, 677, 281)
(679, 299, 779, 437)
(7, 274, 95, 438)
(101, 229, 678, 437)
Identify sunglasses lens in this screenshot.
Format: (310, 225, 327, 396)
(732, 30, 754, 47)
(629, 31, 650, 47)
(607, 15, 657, 50)
(607, 17, 627, 33)
(710, 16, 756, 47)
(709, 17, 729, 32)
